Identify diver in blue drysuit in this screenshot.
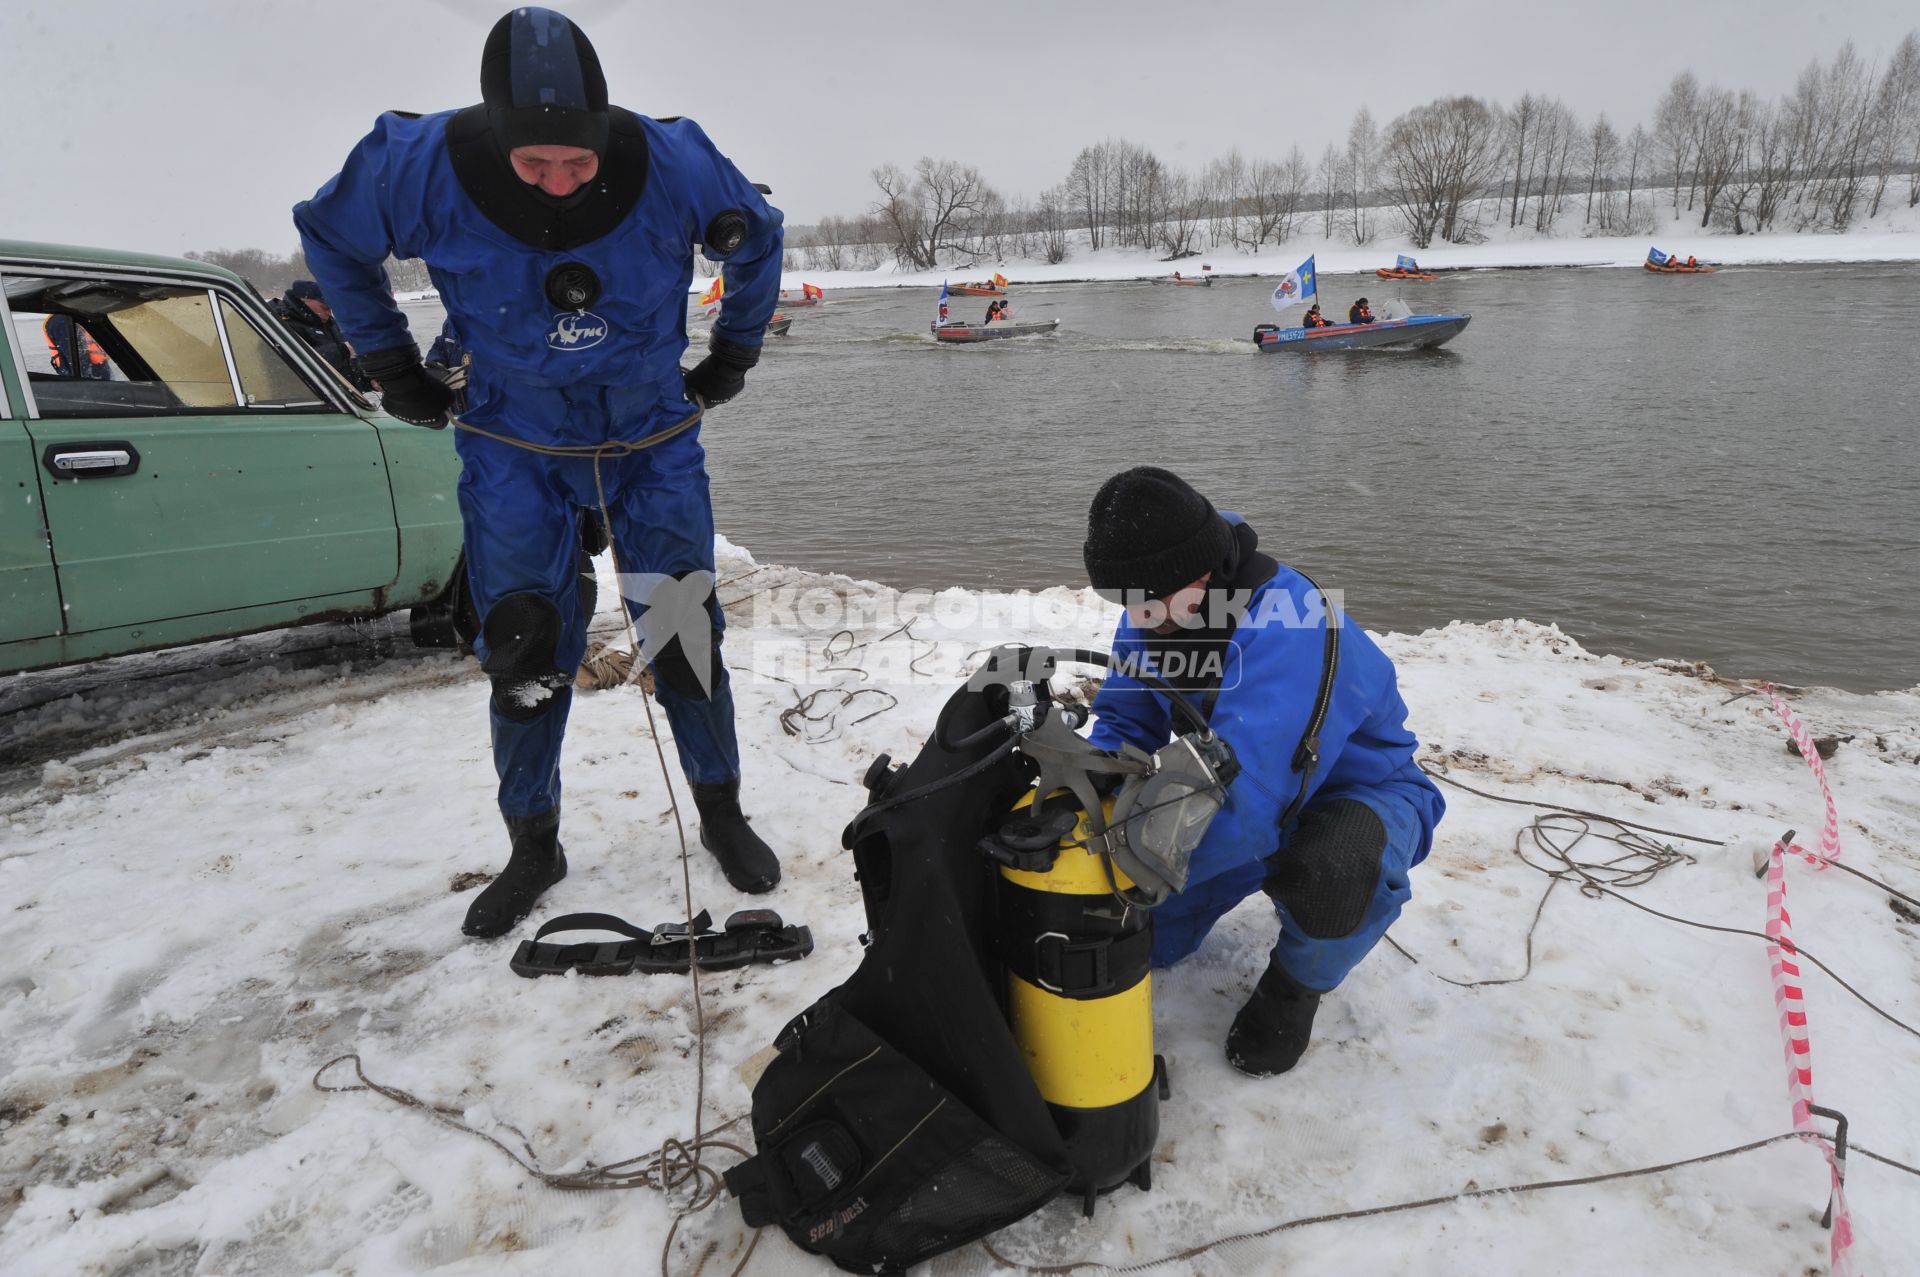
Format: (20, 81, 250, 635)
(292, 8, 787, 937)
(1081, 467, 1445, 1075)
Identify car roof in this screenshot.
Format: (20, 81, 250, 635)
(0, 239, 248, 290)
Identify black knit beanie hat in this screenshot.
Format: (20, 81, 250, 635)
(1083, 467, 1235, 602)
(481, 7, 610, 154)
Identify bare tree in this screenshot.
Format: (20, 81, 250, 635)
(1867, 32, 1920, 216)
(1316, 143, 1344, 238)
(1383, 96, 1504, 247)
(1064, 142, 1113, 251)
(1784, 43, 1876, 230)
(1621, 124, 1652, 231)
(186, 247, 315, 296)
(1202, 150, 1247, 248)
(1036, 184, 1072, 263)
(870, 162, 926, 269)
(848, 216, 888, 271)
(1584, 115, 1621, 229)
(1529, 100, 1581, 233)
(1239, 149, 1305, 248)
(1157, 170, 1203, 256)
(1275, 147, 1311, 243)
(868, 158, 1000, 269)
(1346, 107, 1379, 244)
(1654, 71, 1702, 212)
(1504, 93, 1539, 228)
(1692, 87, 1748, 228)
(1723, 96, 1798, 233)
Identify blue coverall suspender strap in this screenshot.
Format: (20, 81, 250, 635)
(1277, 568, 1340, 830)
(1197, 567, 1340, 833)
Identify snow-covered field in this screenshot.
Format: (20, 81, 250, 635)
(3, 540, 1918, 1276)
(757, 198, 1920, 295)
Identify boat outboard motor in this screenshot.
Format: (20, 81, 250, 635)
(725, 646, 1236, 1265)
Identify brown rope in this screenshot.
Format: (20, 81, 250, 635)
(453, 405, 704, 460)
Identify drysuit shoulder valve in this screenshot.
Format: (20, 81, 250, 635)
(984, 791, 1165, 1213)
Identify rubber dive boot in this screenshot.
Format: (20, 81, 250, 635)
(690, 778, 781, 894)
(1226, 960, 1324, 1077)
(462, 809, 568, 938)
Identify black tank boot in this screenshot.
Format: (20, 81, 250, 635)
(690, 778, 780, 894)
(462, 808, 568, 938)
(1226, 961, 1324, 1076)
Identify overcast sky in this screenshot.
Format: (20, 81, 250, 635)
(2, 0, 1913, 258)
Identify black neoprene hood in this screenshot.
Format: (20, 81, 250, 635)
(480, 7, 610, 154)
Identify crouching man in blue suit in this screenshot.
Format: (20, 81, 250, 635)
(1082, 468, 1445, 1075)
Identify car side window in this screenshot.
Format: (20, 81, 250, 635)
(218, 297, 327, 409)
(18, 311, 124, 383)
(5, 275, 329, 419)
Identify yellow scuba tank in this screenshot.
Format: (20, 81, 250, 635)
(985, 790, 1167, 1215)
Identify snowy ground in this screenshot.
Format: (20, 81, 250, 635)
(3, 540, 1918, 1276)
(754, 198, 1920, 295)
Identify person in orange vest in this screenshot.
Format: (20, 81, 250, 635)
(1302, 304, 1332, 329)
(43, 315, 111, 380)
(984, 299, 1003, 324)
(1347, 298, 1375, 325)
(1686, 255, 1698, 268)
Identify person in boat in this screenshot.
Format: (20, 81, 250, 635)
(1302, 303, 1332, 329)
(1082, 467, 1444, 1075)
(293, 6, 787, 938)
(984, 299, 1004, 324)
(1347, 298, 1375, 325)
(1686, 255, 1698, 268)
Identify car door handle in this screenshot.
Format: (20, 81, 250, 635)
(42, 442, 141, 479)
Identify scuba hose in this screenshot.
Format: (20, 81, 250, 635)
(854, 647, 1222, 838)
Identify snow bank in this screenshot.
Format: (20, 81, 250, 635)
(754, 200, 1920, 294)
(2, 545, 1917, 1275)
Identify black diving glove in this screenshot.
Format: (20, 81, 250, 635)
(359, 345, 453, 429)
(682, 335, 761, 408)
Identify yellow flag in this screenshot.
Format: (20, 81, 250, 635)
(992, 271, 1009, 287)
(699, 275, 724, 306)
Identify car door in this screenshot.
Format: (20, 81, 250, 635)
(0, 298, 64, 643)
(5, 267, 399, 635)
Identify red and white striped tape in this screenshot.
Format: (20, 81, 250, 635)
(1762, 685, 1842, 867)
(1759, 685, 1856, 1276)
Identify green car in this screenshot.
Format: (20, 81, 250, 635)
(0, 239, 477, 675)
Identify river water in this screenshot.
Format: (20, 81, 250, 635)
(405, 261, 1920, 692)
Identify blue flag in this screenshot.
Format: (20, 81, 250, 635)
(937, 281, 950, 325)
(1648, 247, 1669, 266)
(1397, 254, 1417, 271)
(1270, 256, 1317, 313)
